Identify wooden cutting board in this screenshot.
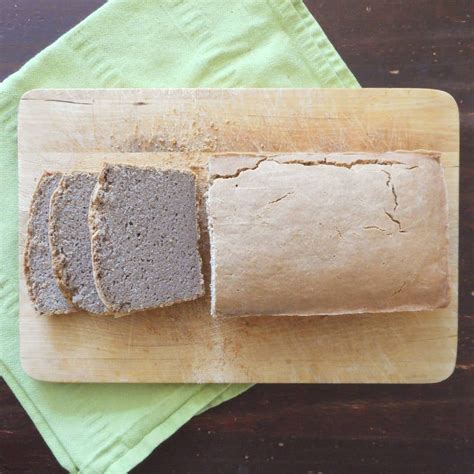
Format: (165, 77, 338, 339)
(18, 88, 459, 383)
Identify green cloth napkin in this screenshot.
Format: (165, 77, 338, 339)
(0, 0, 358, 472)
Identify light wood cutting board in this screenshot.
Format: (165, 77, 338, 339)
(18, 88, 459, 383)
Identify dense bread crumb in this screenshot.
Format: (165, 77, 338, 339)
(49, 172, 108, 314)
(89, 164, 204, 313)
(24, 172, 75, 316)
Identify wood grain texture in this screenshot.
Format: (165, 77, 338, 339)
(18, 88, 459, 384)
(1, 1, 473, 473)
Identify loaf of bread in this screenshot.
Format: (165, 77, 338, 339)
(207, 152, 450, 317)
(24, 172, 76, 316)
(89, 164, 204, 314)
(49, 172, 108, 314)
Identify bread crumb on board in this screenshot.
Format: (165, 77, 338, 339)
(111, 114, 220, 153)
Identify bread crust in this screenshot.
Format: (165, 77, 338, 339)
(208, 151, 450, 317)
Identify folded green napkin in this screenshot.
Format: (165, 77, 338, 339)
(0, 0, 358, 471)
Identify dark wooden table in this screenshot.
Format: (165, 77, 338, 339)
(1, 1, 472, 472)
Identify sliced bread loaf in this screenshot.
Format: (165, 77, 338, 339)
(208, 152, 450, 317)
(49, 172, 108, 314)
(89, 164, 204, 314)
(24, 172, 76, 316)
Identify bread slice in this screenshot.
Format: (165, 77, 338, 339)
(89, 163, 204, 314)
(24, 172, 76, 316)
(207, 152, 450, 317)
(49, 172, 108, 314)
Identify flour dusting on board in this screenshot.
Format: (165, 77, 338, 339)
(111, 114, 224, 153)
(190, 318, 228, 384)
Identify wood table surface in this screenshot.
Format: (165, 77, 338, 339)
(1, 1, 472, 472)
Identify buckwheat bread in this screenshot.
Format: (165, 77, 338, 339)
(24, 172, 76, 316)
(208, 152, 450, 317)
(89, 164, 204, 314)
(49, 172, 108, 314)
